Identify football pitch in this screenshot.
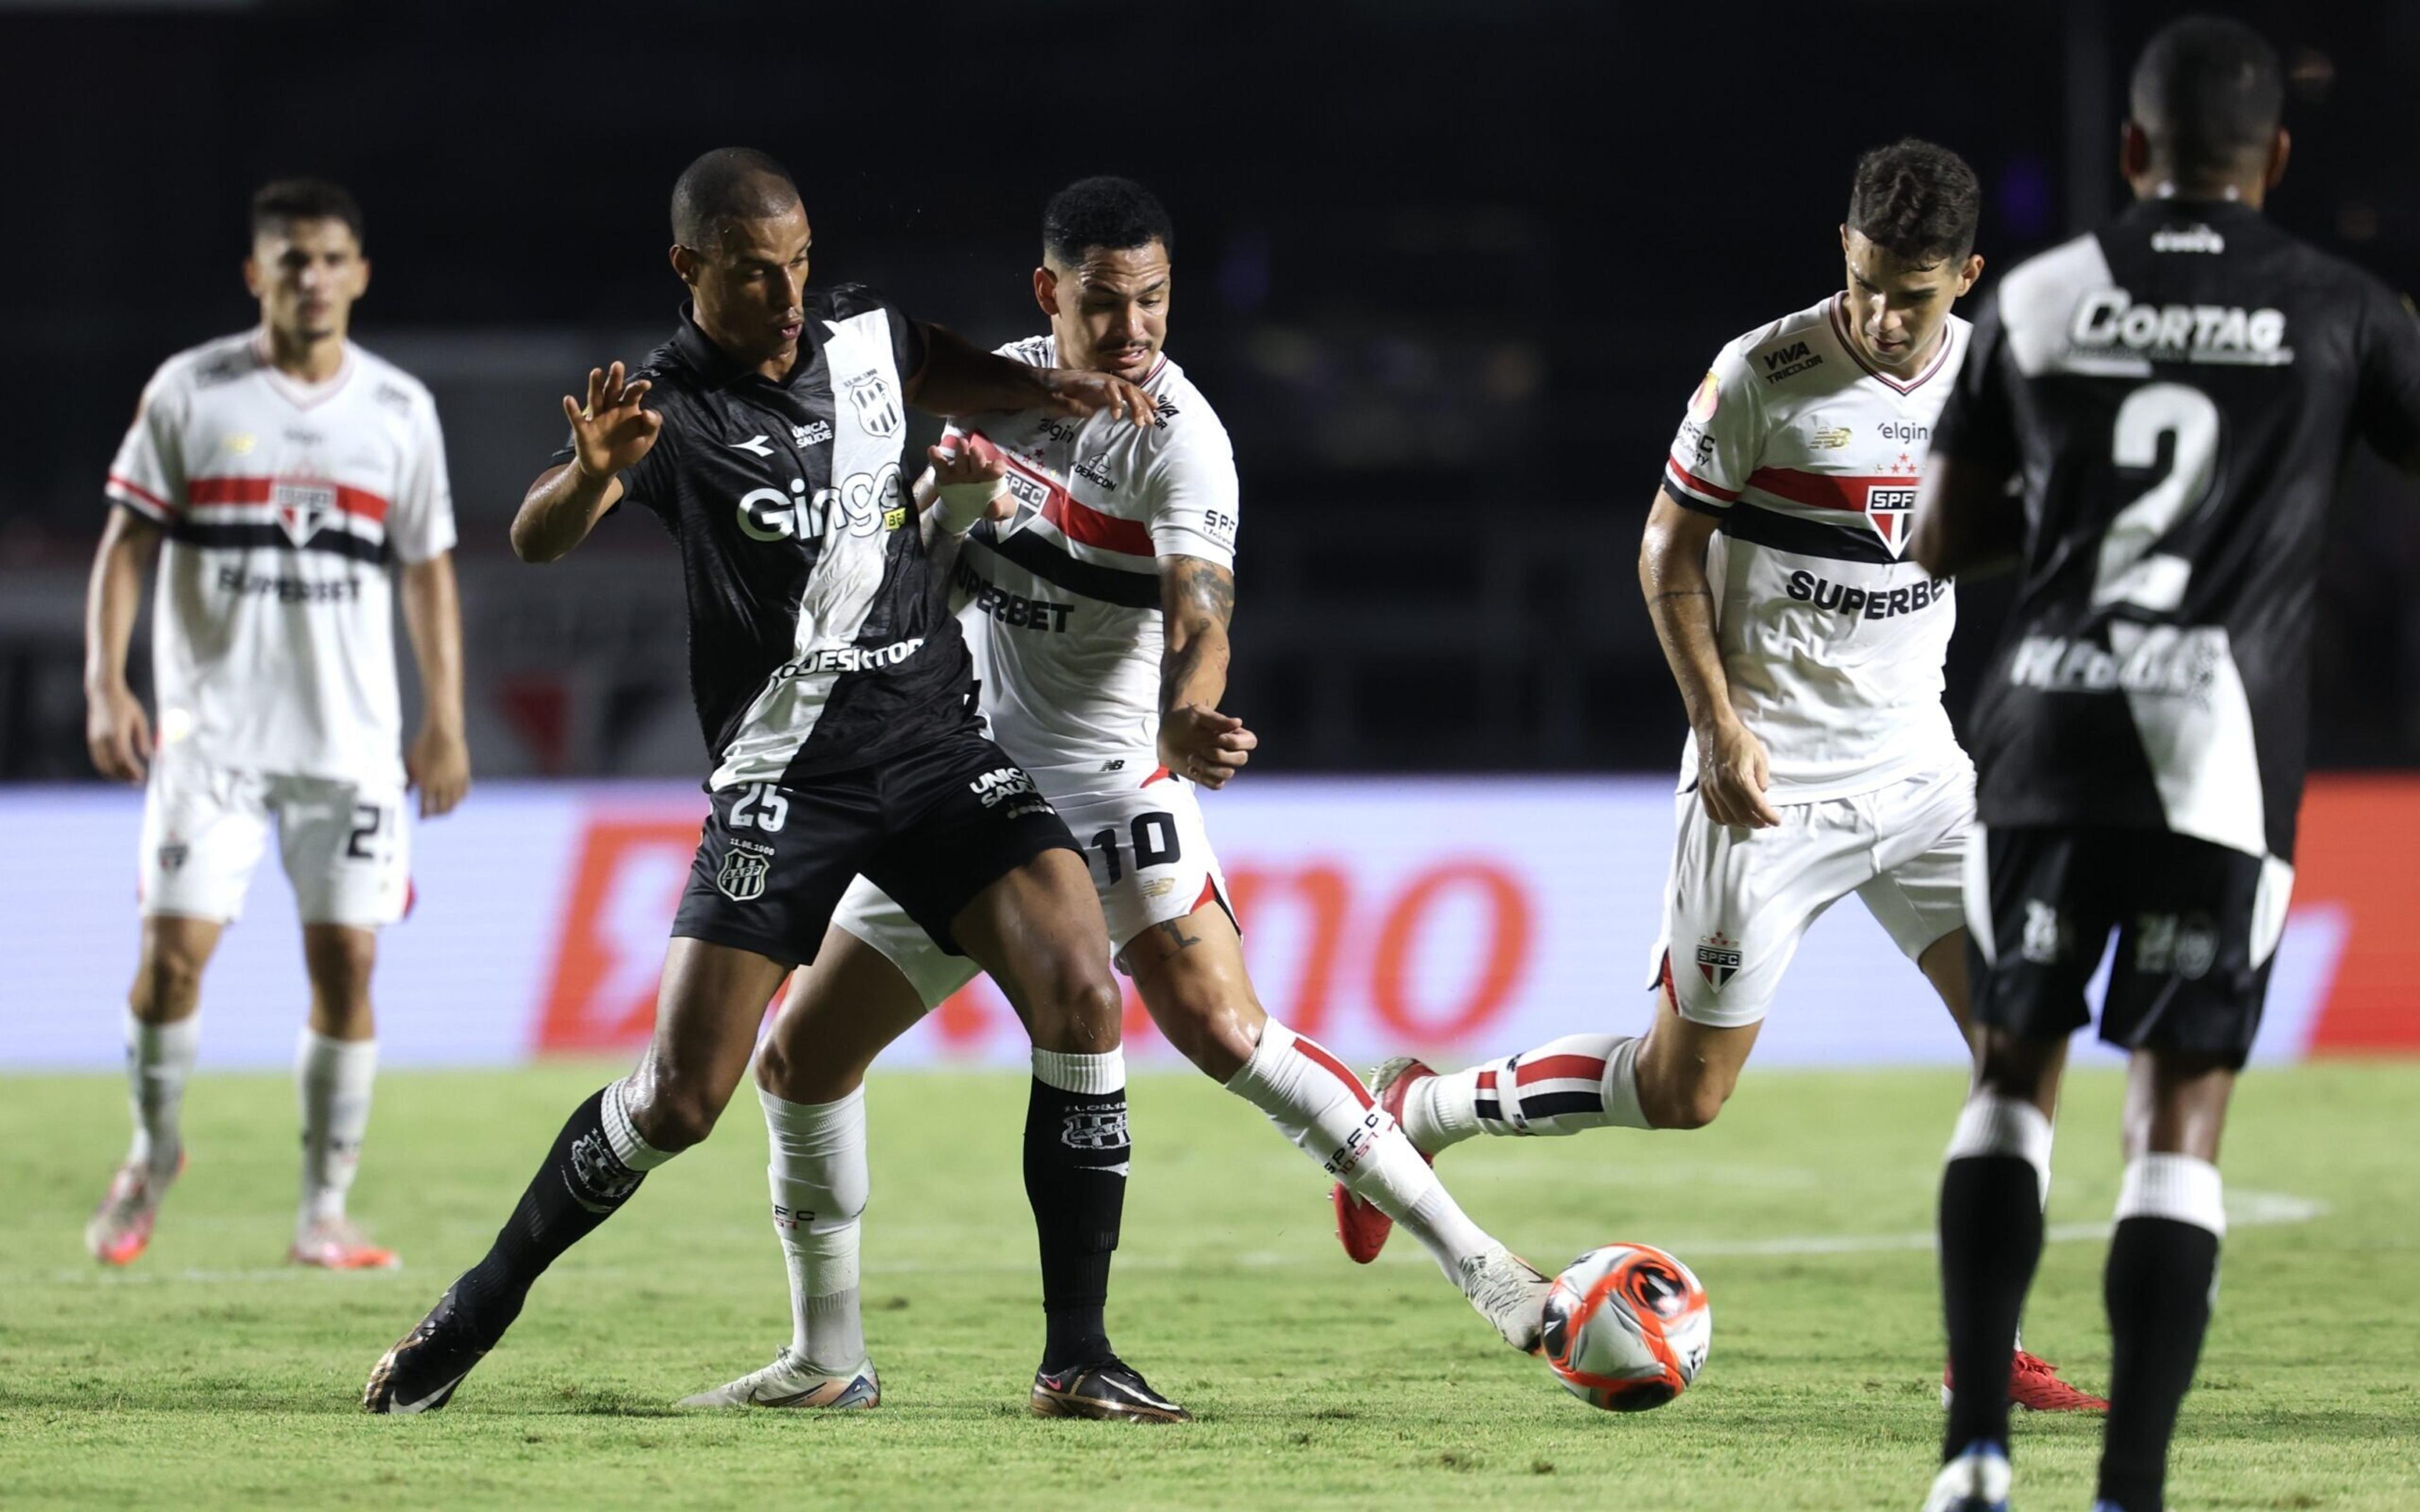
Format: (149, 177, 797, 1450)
(3, 1062, 2416, 1510)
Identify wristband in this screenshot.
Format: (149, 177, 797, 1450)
(934, 477, 1008, 535)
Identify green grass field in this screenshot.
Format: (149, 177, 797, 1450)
(3, 1062, 2416, 1510)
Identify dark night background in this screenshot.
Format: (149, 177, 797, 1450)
(4, 0, 2416, 780)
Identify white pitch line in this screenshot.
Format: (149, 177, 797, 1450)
(28, 1189, 2326, 1288)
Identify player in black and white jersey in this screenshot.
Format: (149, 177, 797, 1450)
(83, 180, 467, 1274)
(364, 150, 1176, 1418)
(1910, 20, 2420, 1512)
(678, 178, 1552, 1421)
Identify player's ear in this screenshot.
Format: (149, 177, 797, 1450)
(2118, 120, 2151, 184)
(1837, 223, 1851, 257)
(354, 256, 372, 298)
(2266, 127, 2291, 191)
(1032, 265, 1057, 319)
(242, 256, 263, 299)
(669, 243, 700, 289)
(1957, 253, 1983, 296)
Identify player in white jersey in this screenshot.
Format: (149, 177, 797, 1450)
(683, 177, 1548, 1418)
(1337, 143, 2100, 1412)
(81, 180, 467, 1271)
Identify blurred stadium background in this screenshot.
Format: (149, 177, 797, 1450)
(4, 0, 2417, 1077)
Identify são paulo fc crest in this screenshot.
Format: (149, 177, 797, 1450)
(273, 480, 337, 547)
(1864, 484, 1919, 556)
(1695, 931, 1742, 990)
(841, 369, 902, 438)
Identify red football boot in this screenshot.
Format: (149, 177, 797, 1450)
(1942, 1349, 2111, 1412)
(1332, 1057, 1435, 1263)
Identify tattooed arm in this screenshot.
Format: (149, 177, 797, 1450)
(1156, 554, 1257, 789)
(1641, 488, 1778, 828)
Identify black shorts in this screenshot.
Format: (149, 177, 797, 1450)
(1968, 825, 2287, 1070)
(671, 731, 1077, 968)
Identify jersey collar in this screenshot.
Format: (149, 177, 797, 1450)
(669, 302, 828, 391)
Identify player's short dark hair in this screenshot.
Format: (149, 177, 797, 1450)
(671, 147, 802, 248)
(1845, 139, 1980, 267)
(2129, 14, 2285, 180)
(250, 178, 363, 244)
(1042, 176, 1173, 266)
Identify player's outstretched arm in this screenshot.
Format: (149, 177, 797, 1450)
(400, 551, 471, 818)
(1908, 452, 2022, 579)
(1157, 556, 1255, 790)
(903, 324, 1156, 430)
(1640, 489, 1778, 828)
(512, 362, 655, 563)
(83, 507, 161, 784)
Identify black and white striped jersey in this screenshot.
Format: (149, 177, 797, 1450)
(1937, 198, 2420, 863)
(561, 287, 977, 788)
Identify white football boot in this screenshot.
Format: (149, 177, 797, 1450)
(677, 1348, 880, 1409)
(1456, 1244, 1553, 1353)
(1921, 1441, 2012, 1512)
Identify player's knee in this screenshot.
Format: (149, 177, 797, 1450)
(134, 938, 208, 1016)
(754, 1036, 864, 1106)
(1028, 969, 1122, 1055)
(627, 1084, 723, 1153)
(1153, 990, 1257, 1083)
(1638, 1068, 1731, 1131)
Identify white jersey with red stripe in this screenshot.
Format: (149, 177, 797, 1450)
(105, 331, 457, 784)
(1659, 295, 1971, 802)
(944, 335, 1238, 780)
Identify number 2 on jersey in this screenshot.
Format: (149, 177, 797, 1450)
(2095, 382, 2222, 613)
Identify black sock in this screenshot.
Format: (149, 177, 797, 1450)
(449, 1087, 649, 1344)
(1023, 1074, 1128, 1373)
(2097, 1216, 2220, 1512)
(1940, 1154, 2045, 1458)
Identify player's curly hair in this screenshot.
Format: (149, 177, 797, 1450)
(1042, 176, 1173, 266)
(251, 178, 363, 244)
(1846, 139, 1980, 268)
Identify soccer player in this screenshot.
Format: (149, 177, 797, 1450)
(364, 149, 1170, 1418)
(1912, 19, 2420, 1512)
(679, 177, 1548, 1419)
(1335, 141, 2101, 1412)
(83, 179, 468, 1272)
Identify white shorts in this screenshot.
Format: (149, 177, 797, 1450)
(833, 770, 1229, 1011)
(138, 754, 411, 929)
(1648, 764, 1973, 1029)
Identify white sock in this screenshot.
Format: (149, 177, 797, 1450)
(1944, 1091, 2054, 1200)
(2116, 1152, 2226, 1238)
(295, 1029, 377, 1224)
(125, 1010, 200, 1176)
(1225, 1019, 1493, 1277)
(600, 1076, 679, 1172)
(1032, 1046, 1126, 1094)
(1406, 1033, 1650, 1153)
(761, 1085, 869, 1372)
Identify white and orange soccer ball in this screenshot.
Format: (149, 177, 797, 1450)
(1538, 1243, 1712, 1412)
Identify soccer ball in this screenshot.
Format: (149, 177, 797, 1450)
(1538, 1243, 1712, 1412)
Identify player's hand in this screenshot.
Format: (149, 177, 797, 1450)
(1697, 719, 1780, 828)
(1038, 368, 1158, 428)
(1158, 704, 1257, 790)
(407, 723, 471, 819)
(561, 361, 662, 480)
(928, 433, 1016, 522)
(86, 682, 151, 785)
